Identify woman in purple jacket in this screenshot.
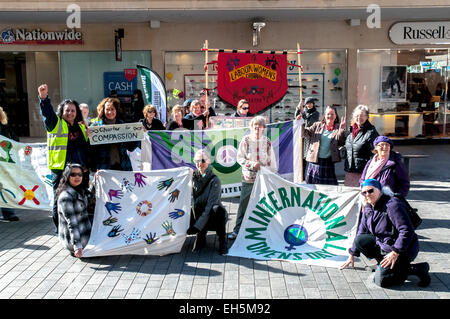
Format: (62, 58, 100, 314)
(359, 136, 410, 197)
(341, 179, 430, 288)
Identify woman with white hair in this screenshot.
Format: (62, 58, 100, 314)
(187, 149, 228, 255)
(341, 179, 430, 288)
(228, 116, 277, 240)
(343, 105, 379, 187)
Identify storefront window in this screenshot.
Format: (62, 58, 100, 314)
(165, 50, 347, 122)
(358, 49, 449, 138)
(60, 51, 151, 121)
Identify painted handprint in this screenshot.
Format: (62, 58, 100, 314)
(108, 225, 123, 238)
(108, 189, 123, 201)
(122, 228, 141, 244)
(168, 209, 185, 220)
(121, 178, 134, 193)
(102, 216, 118, 226)
(157, 177, 174, 191)
(161, 220, 176, 237)
(143, 232, 159, 245)
(168, 189, 180, 203)
(105, 202, 122, 216)
(134, 173, 147, 188)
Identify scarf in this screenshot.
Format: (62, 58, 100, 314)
(352, 122, 360, 139)
(365, 154, 388, 180)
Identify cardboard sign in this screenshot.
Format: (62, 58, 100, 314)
(89, 122, 144, 145)
(217, 52, 288, 114)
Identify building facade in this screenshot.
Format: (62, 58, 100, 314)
(0, 1, 449, 139)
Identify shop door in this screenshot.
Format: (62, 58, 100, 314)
(0, 52, 28, 137)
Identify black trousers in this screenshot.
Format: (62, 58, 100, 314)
(355, 234, 415, 288)
(191, 205, 227, 243)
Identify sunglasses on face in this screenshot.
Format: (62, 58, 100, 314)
(70, 172, 83, 177)
(241, 107, 249, 110)
(361, 188, 375, 196)
(194, 159, 206, 164)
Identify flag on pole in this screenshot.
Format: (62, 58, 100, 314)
(137, 64, 167, 124)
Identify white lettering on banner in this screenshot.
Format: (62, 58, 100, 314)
(89, 123, 144, 145)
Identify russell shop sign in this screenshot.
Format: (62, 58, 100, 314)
(390, 21, 450, 45)
(0, 28, 82, 45)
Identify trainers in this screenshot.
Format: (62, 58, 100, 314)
(227, 232, 237, 240)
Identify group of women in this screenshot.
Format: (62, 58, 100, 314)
(33, 84, 430, 287)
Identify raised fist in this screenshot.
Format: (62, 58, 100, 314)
(38, 84, 48, 99)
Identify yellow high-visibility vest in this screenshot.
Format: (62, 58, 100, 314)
(47, 118, 88, 170)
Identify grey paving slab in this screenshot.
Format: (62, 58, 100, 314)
(0, 144, 449, 300)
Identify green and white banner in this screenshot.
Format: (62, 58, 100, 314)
(227, 167, 360, 268)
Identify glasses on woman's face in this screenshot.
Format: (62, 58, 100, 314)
(241, 107, 249, 110)
(361, 188, 375, 196)
(376, 143, 391, 149)
(70, 172, 83, 177)
(194, 158, 206, 164)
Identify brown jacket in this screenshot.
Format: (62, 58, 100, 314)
(302, 122, 346, 163)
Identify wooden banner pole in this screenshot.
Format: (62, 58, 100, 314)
(297, 42, 304, 182)
(204, 40, 209, 128)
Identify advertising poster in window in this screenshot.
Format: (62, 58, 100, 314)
(380, 65, 407, 102)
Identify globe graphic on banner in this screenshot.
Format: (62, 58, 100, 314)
(284, 224, 308, 251)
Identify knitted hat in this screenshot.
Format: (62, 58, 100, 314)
(304, 97, 316, 105)
(361, 178, 382, 190)
(373, 136, 394, 149)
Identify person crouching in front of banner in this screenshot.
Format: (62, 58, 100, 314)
(340, 179, 430, 288)
(89, 97, 138, 171)
(187, 149, 228, 255)
(56, 163, 92, 258)
(228, 116, 278, 240)
(38, 84, 90, 234)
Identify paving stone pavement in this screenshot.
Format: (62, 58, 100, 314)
(0, 144, 449, 299)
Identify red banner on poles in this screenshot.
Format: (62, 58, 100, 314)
(217, 52, 288, 114)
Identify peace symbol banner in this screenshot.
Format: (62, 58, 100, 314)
(0, 135, 52, 211)
(82, 167, 192, 257)
(146, 120, 300, 198)
(227, 168, 360, 268)
(217, 52, 288, 113)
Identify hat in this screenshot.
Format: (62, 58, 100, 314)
(361, 178, 382, 190)
(373, 136, 394, 149)
(304, 97, 316, 105)
(183, 99, 193, 107)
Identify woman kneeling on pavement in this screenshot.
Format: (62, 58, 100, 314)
(56, 163, 92, 258)
(340, 179, 430, 288)
(187, 149, 228, 255)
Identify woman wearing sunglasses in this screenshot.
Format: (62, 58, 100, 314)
(55, 163, 92, 258)
(359, 136, 410, 197)
(340, 179, 430, 288)
(233, 99, 252, 117)
(187, 149, 228, 255)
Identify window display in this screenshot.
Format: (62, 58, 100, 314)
(165, 50, 346, 123)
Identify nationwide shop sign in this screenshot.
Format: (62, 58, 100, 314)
(89, 122, 144, 145)
(217, 52, 288, 114)
(0, 28, 82, 45)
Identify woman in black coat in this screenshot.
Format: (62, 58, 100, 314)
(344, 105, 379, 187)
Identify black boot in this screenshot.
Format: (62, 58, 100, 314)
(409, 262, 431, 287)
(192, 230, 207, 252)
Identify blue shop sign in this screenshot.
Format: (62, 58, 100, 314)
(103, 72, 137, 97)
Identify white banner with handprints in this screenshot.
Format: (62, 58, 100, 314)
(227, 168, 360, 268)
(89, 122, 144, 145)
(82, 167, 192, 257)
(0, 135, 53, 210)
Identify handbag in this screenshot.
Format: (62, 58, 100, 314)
(394, 194, 422, 229)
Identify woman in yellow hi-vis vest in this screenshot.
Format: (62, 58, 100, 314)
(38, 84, 90, 234)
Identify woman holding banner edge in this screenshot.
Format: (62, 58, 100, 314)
(228, 116, 277, 240)
(38, 84, 90, 233)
